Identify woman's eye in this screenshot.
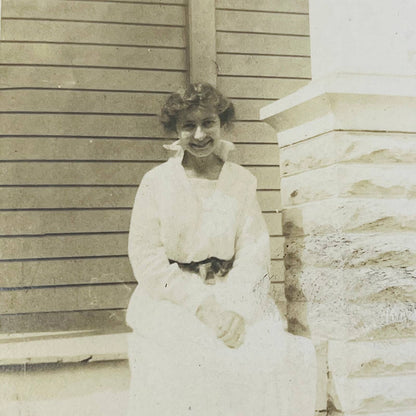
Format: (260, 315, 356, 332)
(183, 123, 195, 130)
(203, 120, 215, 128)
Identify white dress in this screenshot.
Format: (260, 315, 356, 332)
(126, 141, 316, 416)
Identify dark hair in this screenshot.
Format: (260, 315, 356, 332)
(160, 82, 235, 132)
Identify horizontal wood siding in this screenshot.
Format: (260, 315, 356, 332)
(0, 0, 291, 333)
(216, 0, 308, 13)
(0, 188, 281, 210)
(0, 0, 189, 333)
(1, 257, 284, 288)
(0, 211, 282, 236)
(0, 235, 284, 261)
(1, 20, 186, 46)
(215, 0, 311, 313)
(0, 163, 279, 187)
(0, 0, 310, 332)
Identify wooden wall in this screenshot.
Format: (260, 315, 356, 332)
(0, 0, 310, 333)
(0, 0, 187, 332)
(216, 0, 311, 314)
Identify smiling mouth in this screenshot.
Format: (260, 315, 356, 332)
(190, 139, 213, 149)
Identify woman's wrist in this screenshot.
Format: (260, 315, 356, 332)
(195, 295, 223, 327)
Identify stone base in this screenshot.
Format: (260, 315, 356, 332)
(261, 73, 416, 415)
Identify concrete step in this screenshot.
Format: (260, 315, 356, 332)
(328, 338, 416, 377)
(328, 373, 416, 414)
(0, 360, 129, 416)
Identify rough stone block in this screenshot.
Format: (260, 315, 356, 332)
(328, 338, 416, 377)
(280, 131, 416, 176)
(293, 299, 416, 341)
(281, 164, 416, 207)
(286, 265, 416, 300)
(285, 233, 416, 269)
(283, 198, 416, 236)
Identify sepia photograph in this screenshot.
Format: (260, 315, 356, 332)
(0, 0, 415, 415)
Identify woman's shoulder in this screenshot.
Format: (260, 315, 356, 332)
(141, 160, 174, 183)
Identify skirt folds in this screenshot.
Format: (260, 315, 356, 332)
(127, 291, 317, 416)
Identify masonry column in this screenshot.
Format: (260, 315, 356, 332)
(261, 1, 416, 415)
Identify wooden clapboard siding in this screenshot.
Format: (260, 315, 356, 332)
(0, 66, 186, 91)
(218, 77, 309, 100)
(269, 281, 286, 303)
(0, 234, 128, 260)
(0, 283, 136, 314)
(0, 117, 276, 142)
(2, 0, 186, 25)
(0, 310, 128, 334)
(0, 114, 172, 137)
(1, 280, 286, 315)
(216, 0, 308, 13)
(0, 162, 280, 188)
(0, 235, 284, 260)
(0, 0, 308, 332)
(0, 210, 131, 236)
(1, 20, 186, 46)
(0, 90, 170, 114)
(217, 32, 310, 56)
(0, 138, 174, 161)
(215, 1, 311, 306)
(0, 138, 279, 164)
(223, 121, 278, 142)
(0, 210, 282, 236)
(79, 0, 186, 4)
(0, 162, 157, 185)
(217, 55, 311, 78)
(0, 0, 189, 332)
(258, 190, 282, 211)
(95, 0, 186, 3)
(0, 43, 187, 70)
(0, 187, 137, 209)
(232, 99, 275, 120)
(1, 282, 287, 315)
(0, 187, 281, 211)
(216, 10, 309, 35)
(1, 257, 135, 288)
(270, 260, 285, 283)
(1, 258, 284, 288)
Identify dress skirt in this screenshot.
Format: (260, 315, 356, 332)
(127, 291, 317, 416)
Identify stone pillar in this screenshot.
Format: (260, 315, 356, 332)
(261, 72, 416, 415)
(261, 1, 416, 414)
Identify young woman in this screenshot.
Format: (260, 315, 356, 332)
(126, 83, 316, 416)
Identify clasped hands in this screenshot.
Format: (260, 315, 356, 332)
(196, 296, 245, 349)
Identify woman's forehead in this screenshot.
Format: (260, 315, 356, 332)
(178, 105, 218, 122)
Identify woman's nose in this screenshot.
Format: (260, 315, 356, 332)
(194, 125, 206, 140)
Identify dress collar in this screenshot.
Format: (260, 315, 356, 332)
(163, 139, 235, 162)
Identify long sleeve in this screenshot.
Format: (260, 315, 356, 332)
(127, 172, 211, 319)
(215, 175, 272, 322)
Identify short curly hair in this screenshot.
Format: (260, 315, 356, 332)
(160, 83, 235, 132)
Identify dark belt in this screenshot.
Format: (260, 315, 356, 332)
(169, 256, 234, 284)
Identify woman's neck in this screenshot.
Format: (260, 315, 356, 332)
(182, 152, 224, 179)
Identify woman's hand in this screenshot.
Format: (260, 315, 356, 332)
(216, 310, 245, 348)
(196, 296, 245, 348)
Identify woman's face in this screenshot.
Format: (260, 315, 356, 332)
(176, 105, 221, 158)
